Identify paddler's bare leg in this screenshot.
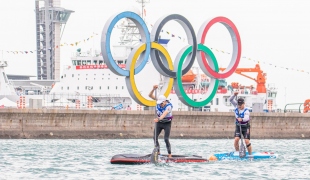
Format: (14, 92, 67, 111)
(234, 137, 240, 151)
(245, 139, 252, 155)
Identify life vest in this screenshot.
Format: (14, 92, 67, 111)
(234, 107, 249, 125)
(156, 102, 173, 122)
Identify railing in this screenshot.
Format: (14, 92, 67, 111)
(284, 103, 304, 113)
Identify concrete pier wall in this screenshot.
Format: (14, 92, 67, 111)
(0, 109, 309, 139)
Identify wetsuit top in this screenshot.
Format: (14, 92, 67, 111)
(156, 101, 173, 123)
(229, 95, 250, 125)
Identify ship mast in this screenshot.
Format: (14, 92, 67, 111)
(136, 0, 150, 21)
(117, 0, 150, 48)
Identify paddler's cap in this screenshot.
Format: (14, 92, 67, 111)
(237, 98, 244, 105)
(157, 95, 167, 104)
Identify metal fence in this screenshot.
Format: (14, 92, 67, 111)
(38, 93, 132, 110)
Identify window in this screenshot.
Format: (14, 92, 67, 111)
(77, 86, 79, 90)
(77, 60, 81, 65)
(67, 87, 69, 90)
(116, 86, 118, 89)
(211, 100, 213, 105)
(122, 86, 124, 89)
(61, 87, 63, 90)
(107, 86, 109, 90)
(85, 86, 87, 90)
(216, 98, 219, 105)
(82, 60, 86, 65)
(87, 60, 91, 65)
(99, 86, 101, 90)
(64, 74, 66, 78)
(72, 74, 74, 77)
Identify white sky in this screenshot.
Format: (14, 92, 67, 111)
(0, 0, 310, 109)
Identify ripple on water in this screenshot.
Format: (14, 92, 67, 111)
(0, 139, 310, 179)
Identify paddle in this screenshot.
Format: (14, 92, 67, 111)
(239, 123, 246, 158)
(236, 94, 246, 158)
(150, 89, 159, 164)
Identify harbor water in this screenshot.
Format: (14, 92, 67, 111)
(0, 139, 309, 179)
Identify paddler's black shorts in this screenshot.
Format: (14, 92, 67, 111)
(234, 124, 250, 139)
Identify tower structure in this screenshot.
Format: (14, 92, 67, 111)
(35, 0, 74, 80)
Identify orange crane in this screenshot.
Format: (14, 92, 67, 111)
(219, 64, 267, 93)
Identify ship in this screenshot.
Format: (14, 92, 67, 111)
(0, 48, 278, 112)
(42, 51, 279, 112)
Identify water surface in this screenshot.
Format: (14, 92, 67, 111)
(0, 139, 309, 179)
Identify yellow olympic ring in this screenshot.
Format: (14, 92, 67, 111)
(126, 42, 174, 106)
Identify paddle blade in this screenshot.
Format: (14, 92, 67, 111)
(150, 147, 159, 164)
(239, 143, 246, 158)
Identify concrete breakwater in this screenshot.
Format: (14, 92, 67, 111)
(0, 109, 309, 139)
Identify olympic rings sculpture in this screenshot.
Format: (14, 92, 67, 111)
(101, 11, 241, 107)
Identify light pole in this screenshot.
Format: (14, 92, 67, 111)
(189, 85, 195, 111)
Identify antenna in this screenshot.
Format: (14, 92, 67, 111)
(136, 0, 150, 20)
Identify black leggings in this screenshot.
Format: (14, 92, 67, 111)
(153, 121, 171, 154)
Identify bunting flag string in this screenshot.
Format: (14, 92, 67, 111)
(148, 22, 186, 42)
(148, 21, 310, 74)
(55, 32, 99, 48)
(1, 24, 309, 75)
(209, 47, 310, 75)
(0, 50, 37, 54)
(0, 32, 99, 53)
